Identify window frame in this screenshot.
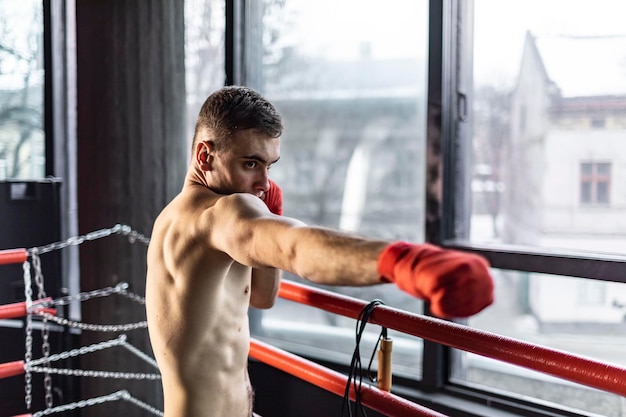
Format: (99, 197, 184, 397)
(580, 161, 611, 205)
(44, 0, 81, 311)
(438, 0, 626, 414)
(229, 0, 626, 415)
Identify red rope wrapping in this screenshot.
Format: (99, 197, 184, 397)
(0, 299, 56, 320)
(249, 338, 446, 417)
(0, 248, 28, 266)
(278, 279, 626, 398)
(0, 361, 25, 379)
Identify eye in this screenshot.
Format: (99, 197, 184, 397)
(244, 161, 257, 169)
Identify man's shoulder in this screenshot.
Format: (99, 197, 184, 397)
(213, 192, 266, 214)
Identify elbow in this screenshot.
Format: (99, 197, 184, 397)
(250, 294, 277, 309)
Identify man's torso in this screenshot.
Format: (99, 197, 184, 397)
(146, 189, 255, 417)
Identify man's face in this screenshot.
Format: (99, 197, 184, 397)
(208, 129, 280, 197)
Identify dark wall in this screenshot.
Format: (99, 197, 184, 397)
(75, 1, 186, 414)
(0, 179, 75, 416)
(249, 360, 388, 417)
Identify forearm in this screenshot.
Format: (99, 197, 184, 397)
(250, 267, 281, 309)
(274, 226, 389, 286)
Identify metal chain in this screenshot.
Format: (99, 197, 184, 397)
(28, 224, 150, 257)
(32, 390, 126, 417)
(42, 312, 52, 409)
(30, 390, 163, 417)
(27, 365, 162, 381)
(23, 261, 33, 410)
(32, 250, 46, 300)
(39, 312, 148, 332)
(29, 335, 128, 367)
(39, 281, 146, 307)
(31, 250, 53, 409)
(19, 224, 152, 412)
(119, 288, 147, 305)
(121, 340, 160, 369)
(121, 390, 165, 416)
(28, 334, 160, 373)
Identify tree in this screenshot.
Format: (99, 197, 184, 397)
(473, 84, 511, 237)
(0, 3, 44, 179)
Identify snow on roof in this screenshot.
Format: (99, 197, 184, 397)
(535, 35, 626, 97)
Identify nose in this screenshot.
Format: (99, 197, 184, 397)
(256, 170, 270, 194)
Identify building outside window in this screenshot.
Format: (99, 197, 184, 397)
(580, 161, 611, 205)
(467, 1, 626, 415)
(245, 0, 429, 379)
(183, 1, 626, 416)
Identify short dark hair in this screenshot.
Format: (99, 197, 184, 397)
(192, 86, 283, 153)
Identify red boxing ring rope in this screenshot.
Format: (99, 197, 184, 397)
(277, 280, 626, 398)
(0, 248, 28, 265)
(0, 299, 56, 320)
(249, 338, 446, 417)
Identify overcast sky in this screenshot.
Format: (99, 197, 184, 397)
(474, 0, 626, 87)
(283, 0, 626, 90)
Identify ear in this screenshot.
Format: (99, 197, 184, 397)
(195, 140, 214, 171)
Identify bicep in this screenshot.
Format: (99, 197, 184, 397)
(208, 193, 305, 269)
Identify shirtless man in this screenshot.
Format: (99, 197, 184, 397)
(146, 86, 494, 417)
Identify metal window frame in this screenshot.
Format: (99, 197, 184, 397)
(230, 0, 626, 414)
(44, 0, 81, 319)
(225, 0, 245, 86)
(431, 0, 626, 415)
(434, 0, 626, 282)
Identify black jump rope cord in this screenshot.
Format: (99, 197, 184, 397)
(341, 299, 388, 417)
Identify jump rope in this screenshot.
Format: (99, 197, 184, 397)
(341, 299, 392, 417)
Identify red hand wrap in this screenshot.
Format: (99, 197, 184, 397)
(378, 242, 494, 318)
(264, 179, 283, 215)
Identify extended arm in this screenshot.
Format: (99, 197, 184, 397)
(211, 193, 494, 318)
(210, 193, 387, 286)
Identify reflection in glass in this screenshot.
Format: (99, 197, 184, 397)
(184, 0, 225, 153)
(0, 0, 44, 180)
(467, 1, 626, 414)
(458, 268, 626, 416)
(471, 0, 626, 256)
(247, 0, 429, 379)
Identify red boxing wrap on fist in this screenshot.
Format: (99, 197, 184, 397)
(377, 242, 494, 318)
(264, 179, 283, 215)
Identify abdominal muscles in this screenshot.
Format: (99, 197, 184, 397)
(159, 285, 253, 417)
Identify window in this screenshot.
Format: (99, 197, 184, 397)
(184, 0, 225, 155)
(245, 0, 429, 379)
(591, 117, 605, 128)
(196, 0, 626, 415)
(459, 1, 626, 415)
(0, 0, 45, 180)
(471, 1, 625, 256)
(580, 162, 611, 205)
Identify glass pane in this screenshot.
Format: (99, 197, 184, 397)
(0, 0, 44, 180)
(454, 268, 626, 416)
(597, 181, 609, 203)
(184, 0, 225, 152)
(471, 0, 626, 255)
(248, 0, 428, 379)
(597, 162, 610, 175)
(580, 181, 592, 204)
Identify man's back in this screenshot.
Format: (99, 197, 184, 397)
(146, 188, 255, 417)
